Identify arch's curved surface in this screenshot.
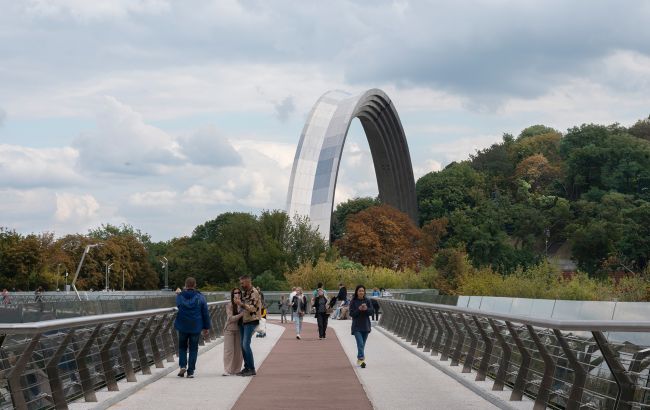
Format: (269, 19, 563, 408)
(286, 88, 418, 240)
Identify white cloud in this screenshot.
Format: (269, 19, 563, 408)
(0, 107, 5, 127)
(429, 135, 501, 164)
(129, 190, 177, 206)
(25, 0, 171, 21)
(0, 145, 82, 188)
(74, 96, 184, 175)
(179, 126, 241, 168)
(55, 193, 99, 222)
(181, 185, 235, 205)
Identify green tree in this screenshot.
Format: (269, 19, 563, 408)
(331, 197, 380, 241)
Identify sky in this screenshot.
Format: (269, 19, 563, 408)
(1, 0, 650, 241)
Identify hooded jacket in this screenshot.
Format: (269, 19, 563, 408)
(175, 289, 210, 334)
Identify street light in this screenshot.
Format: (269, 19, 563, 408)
(56, 263, 63, 291)
(105, 262, 114, 291)
(160, 257, 169, 291)
(71, 243, 103, 301)
(122, 269, 126, 292)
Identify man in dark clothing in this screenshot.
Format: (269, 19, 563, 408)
(175, 277, 210, 378)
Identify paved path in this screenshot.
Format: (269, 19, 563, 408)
(232, 321, 372, 410)
(106, 323, 284, 410)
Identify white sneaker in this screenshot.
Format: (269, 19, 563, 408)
(296, 334, 301, 340)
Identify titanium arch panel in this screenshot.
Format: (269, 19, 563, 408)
(286, 89, 418, 241)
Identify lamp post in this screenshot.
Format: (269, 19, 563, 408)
(122, 269, 126, 292)
(71, 243, 103, 301)
(56, 263, 62, 291)
(105, 262, 114, 291)
(65, 270, 69, 292)
(160, 257, 169, 291)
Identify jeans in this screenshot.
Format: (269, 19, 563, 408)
(294, 312, 303, 335)
(240, 322, 256, 370)
(178, 331, 201, 374)
(316, 312, 329, 338)
(353, 331, 369, 360)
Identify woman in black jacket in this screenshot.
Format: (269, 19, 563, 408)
(349, 284, 374, 368)
(313, 288, 330, 340)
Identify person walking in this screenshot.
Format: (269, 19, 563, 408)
(234, 275, 262, 377)
(350, 284, 374, 369)
(223, 288, 244, 376)
(291, 287, 307, 339)
(313, 288, 330, 340)
(278, 295, 290, 323)
(370, 287, 380, 321)
(2, 289, 10, 304)
(175, 277, 210, 378)
(289, 287, 297, 322)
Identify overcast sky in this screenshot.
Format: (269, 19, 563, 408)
(1, 0, 650, 241)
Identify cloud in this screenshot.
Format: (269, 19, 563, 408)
(74, 96, 184, 175)
(0, 145, 82, 188)
(55, 193, 100, 222)
(413, 159, 443, 179)
(129, 190, 177, 206)
(25, 0, 171, 21)
(0, 108, 5, 127)
(179, 126, 242, 168)
(273, 96, 295, 123)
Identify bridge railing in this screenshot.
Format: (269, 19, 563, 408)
(377, 298, 650, 410)
(0, 301, 228, 410)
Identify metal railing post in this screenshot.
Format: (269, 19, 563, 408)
(506, 321, 531, 401)
(100, 321, 124, 391)
(593, 331, 635, 410)
(7, 333, 42, 410)
(553, 329, 587, 410)
(136, 318, 154, 375)
(119, 319, 140, 382)
(527, 325, 557, 410)
(461, 315, 478, 374)
(76, 324, 103, 402)
(488, 318, 511, 391)
(46, 330, 76, 410)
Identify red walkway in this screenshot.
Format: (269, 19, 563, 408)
(232, 320, 372, 410)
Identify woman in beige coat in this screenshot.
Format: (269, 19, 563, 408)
(223, 288, 244, 375)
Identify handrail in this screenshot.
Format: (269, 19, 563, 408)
(0, 300, 229, 410)
(382, 299, 650, 332)
(377, 298, 650, 410)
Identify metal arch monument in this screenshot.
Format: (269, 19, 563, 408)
(286, 89, 418, 241)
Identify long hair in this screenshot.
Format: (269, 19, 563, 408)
(354, 285, 366, 300)
(230, 288, 240, 315)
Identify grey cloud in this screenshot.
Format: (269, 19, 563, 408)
(274, 96, 295, 123)
(180, 126, 242, 168)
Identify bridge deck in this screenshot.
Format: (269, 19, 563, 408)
(83, 317, 525, 410)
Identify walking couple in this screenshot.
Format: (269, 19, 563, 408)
(174, 275, 262, 379)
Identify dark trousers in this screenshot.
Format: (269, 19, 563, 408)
(316, 312, 329, 338)
(178, 331, 200, 374)
(371, 300, 380, 321)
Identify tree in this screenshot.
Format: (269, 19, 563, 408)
(330, 197, 380, 241)
(416, 162, 485, 225)
(335, 205, 430, 270)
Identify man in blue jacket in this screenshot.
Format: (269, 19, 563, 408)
(175, 277, 210, 378)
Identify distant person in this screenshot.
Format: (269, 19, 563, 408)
(289, 287, 297, 321)
(234, 275, 262, 376)
(174, 277, 210, 378)
(350, 285, 374, 368)
(336, 282, 347, 301)
(313, 288, 330, 340)
(278, 295, 290, 323)
(292, 287, 307, 339)
(34, 286, 43, 303)
(223, 288, 244, 376)
(370, 287, 380, 321)
(2, 289, 10, 304)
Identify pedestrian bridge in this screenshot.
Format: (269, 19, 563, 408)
(1, 299, 649, 409)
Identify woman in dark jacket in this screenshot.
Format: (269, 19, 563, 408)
(349, 284, 374, 368)
(313, 288, 330, 340)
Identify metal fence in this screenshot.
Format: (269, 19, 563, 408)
(377, 298, 650, 410)
(0, 301, 228, 410)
